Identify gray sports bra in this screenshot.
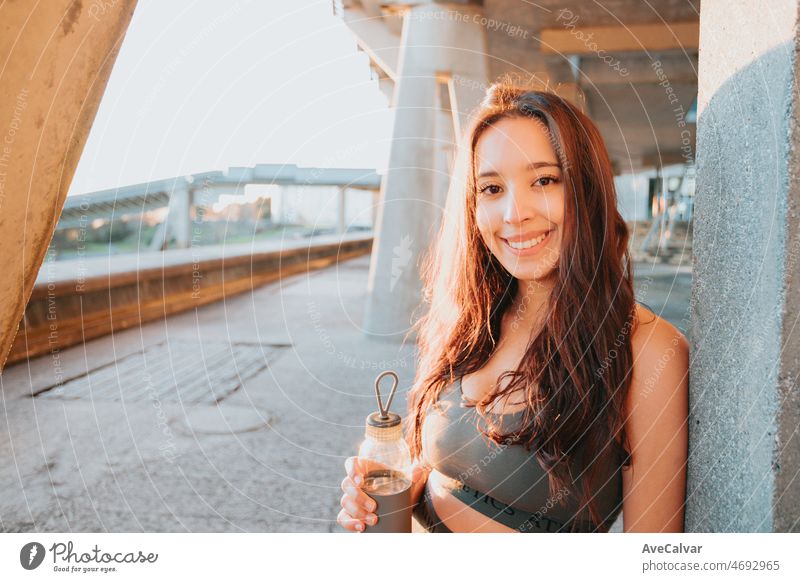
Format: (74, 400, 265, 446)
(417, 375, 627, 532)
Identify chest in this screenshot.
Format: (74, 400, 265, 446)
(460, 322, 537, 415)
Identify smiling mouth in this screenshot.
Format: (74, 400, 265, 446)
(501, 230, 553, 252)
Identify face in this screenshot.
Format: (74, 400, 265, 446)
(474, 116, 565, 284)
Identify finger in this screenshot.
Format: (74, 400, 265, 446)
(344, 456, 363, 485)
(341, 473, 366, 496)
(342, 496, 374, 521)
(337, 508, 365, 533)
(343, 478, 378, 512)
(347, 457, 395, 489)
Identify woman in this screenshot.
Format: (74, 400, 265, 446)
(338, 80, 689, 533)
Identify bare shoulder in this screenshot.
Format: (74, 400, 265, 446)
(631, 303, 690, 364)
(625, 302, 690, 443)
(620, 303, 690, 432)
(621, 303, 690, 532)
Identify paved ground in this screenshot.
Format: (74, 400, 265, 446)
(0, 254, 691, 532)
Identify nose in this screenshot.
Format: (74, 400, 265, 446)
(502, 182, 534, 225)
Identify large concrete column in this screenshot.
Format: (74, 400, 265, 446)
(688, 0, 800, 532)
(0, 1, 138, 372)
(165, 184, 193, 249)
(363, 3, 488, 339)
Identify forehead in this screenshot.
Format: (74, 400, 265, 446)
(474, 116, 558, 171)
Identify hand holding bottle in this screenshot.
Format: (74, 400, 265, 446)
(338, 456, 431, 532)
(337, 370, 428, 532)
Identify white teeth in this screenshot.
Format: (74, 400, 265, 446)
(506, 232, 549, 250)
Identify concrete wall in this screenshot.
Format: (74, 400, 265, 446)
(689, 0, 800, 532)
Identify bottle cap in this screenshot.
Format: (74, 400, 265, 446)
(364, 371, 402, 442)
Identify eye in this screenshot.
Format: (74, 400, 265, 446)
(478, 184, 502, 196)
(533, 175, 559, 188)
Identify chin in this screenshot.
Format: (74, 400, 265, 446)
(497, 260, 552, 280)
(514, 269, 557, 283)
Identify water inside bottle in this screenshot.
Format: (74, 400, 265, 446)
(362, 469, 411, 496)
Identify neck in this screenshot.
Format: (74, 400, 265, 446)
(507, 277, 554, 325)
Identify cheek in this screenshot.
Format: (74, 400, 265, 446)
(544, 193, 566, 225)
(474, 204, 495, 242)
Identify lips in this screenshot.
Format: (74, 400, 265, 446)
(500, 229, 554, 255)
(501, 229, 553, 243)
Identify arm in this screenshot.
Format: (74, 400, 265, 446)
(409, 458, 432, 506)
(622, 315, 690, 532)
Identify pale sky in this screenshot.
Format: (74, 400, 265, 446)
(68, 0, 393, 196)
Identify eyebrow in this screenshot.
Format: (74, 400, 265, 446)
(476, 161, 562, 179)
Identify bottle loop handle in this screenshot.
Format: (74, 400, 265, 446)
(374, 370, 399, 420)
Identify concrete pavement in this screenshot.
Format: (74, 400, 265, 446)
(0, 254, 690, 532)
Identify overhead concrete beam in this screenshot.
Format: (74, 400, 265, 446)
(340, 5, 401, 80)
(641, 150, 696, 169)
(0, 0, 138, 372)
(541, 21, 699, 54)
(579, 52, 698, 85)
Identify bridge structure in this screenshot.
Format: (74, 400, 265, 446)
(58, 163, 381, 251)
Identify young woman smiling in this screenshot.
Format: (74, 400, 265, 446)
(338, 81, 689, 533)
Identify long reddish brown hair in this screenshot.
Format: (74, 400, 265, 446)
(405, 79, 639, 531)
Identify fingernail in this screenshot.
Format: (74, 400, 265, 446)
(356, 522, 364, 532)
(367, 500, 377, 512)
(367, 514, 377, 525)
(354, 475, 362, 486)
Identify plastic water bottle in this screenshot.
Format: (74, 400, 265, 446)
(357, 371, 413, 533)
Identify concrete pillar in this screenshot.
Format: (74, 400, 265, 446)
(165, 184, 193, 249)
(363, 3, 489, 339)
(149, 219, 168, 252)
(0, 1, 138, 372)
(371, 190, 380, 230)
(337, 186, 347, 234)
(433, 75, 456, 222)
(688, 0, 800, 532)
